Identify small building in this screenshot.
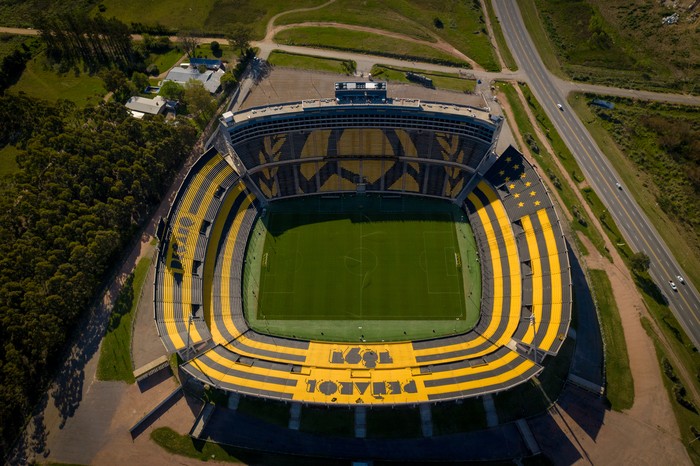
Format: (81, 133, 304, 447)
(163, 67, 225, 94)
(189, 58, 224, 71)
(125, 95, 167, 119)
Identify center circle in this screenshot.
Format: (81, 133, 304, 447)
(343, 247, 378, 276)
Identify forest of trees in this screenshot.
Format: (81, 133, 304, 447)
(0, 95, 197, 458)
(37, 13, 134, 72)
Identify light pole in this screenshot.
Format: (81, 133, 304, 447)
(530, 313, 538, 363)
(185, 314, 193, 361)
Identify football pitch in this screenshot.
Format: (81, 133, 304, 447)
(243, 195, 481, 342)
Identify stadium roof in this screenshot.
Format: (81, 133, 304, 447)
(223, 98, 497, 128)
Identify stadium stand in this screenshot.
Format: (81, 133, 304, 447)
(156, 86, 571, 405)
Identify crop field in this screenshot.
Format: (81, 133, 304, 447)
(243, 195, 481, 342)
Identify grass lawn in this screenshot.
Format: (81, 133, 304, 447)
(276, 0, 499, 70)
(274, 26, 467, 67)
(370, 65, 476, 93)
(97, 256, 152, 383)
(0, 145, 21, 177)
(151, 427, 243, 463)
(588, 269, 634, 410)
(147, 47, 185, 76)
(9, 54, 106, 107)
(517, 0, 698, 92)
(268, 50, 351, 74)
(244, 195, 480, 342)
(568, 93, 700, 287)
(93, 0, 217, 32)
(92, 0, 324, 39)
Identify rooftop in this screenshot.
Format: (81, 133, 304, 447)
(125, 95, 167, 116)
(164, 67, 224, 94)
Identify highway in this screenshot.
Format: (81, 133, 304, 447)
(492, 1, 700, 347)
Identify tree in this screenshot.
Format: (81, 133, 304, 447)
(183, 79, 215, 124)
(227, 23, 251, 55)
(219, 72, 237, 91)
(210, 40, 221, 57)
(145, 63, 160, 76)
(159, 80, 184, 100)
(0, 94, 197, 457)
(178, 31, 199, 58)
(100, 69, 136, 102)
(131, 71, 149, 92)
(630, 252, 651, 274)
(197, 64, 207, 73)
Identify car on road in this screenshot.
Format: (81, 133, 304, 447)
(669, 280, 678, 291)
(557, 103, 563, 110)
(677, 275, 685, 284)
(615, 182, 622, 190)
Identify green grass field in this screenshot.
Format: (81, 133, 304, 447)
(268, 50, 351, 74)
(9, 54, 106, 106)
(97, 255, 152, 383)
(243, 195, 480, 342)
(274, 26, 467, 67)
(370, 64, 476, 93)
(517, 0, 699, 93)
(276, 0, 499, 70)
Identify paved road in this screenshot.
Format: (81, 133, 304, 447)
(492, 1, 700, 347)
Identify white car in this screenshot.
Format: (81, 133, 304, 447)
(677, 275, 685, 284)
(557, 103, 563, 110)
(615, 182, 622, 190)
(669, 280, 678, 291)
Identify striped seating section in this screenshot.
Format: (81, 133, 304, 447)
(159, 144, 571, 404)
(483, 146, 572, 355)
(155, 148, 240, 353)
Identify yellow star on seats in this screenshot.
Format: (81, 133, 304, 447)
(534, 200, 541, 206)
(530, 191, 536, 197)
(518, 202, 524, 208)
(525, 181, 532, 187)
(505, 156, 512, 162)
(520, 173, 527, 179)
(513, 164, 520, 170)
(505, 176, 511, 182)
(514, 193, 520, 198)
(508, 183, 515, 189)
(499, 170, 505, 176)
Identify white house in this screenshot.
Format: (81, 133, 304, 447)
(163, 67, 225, 94)
(125, 95, 167, 119)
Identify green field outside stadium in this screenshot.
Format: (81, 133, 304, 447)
(242, 195, 481, 342)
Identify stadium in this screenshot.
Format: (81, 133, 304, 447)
(153, 81, 572, 407)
